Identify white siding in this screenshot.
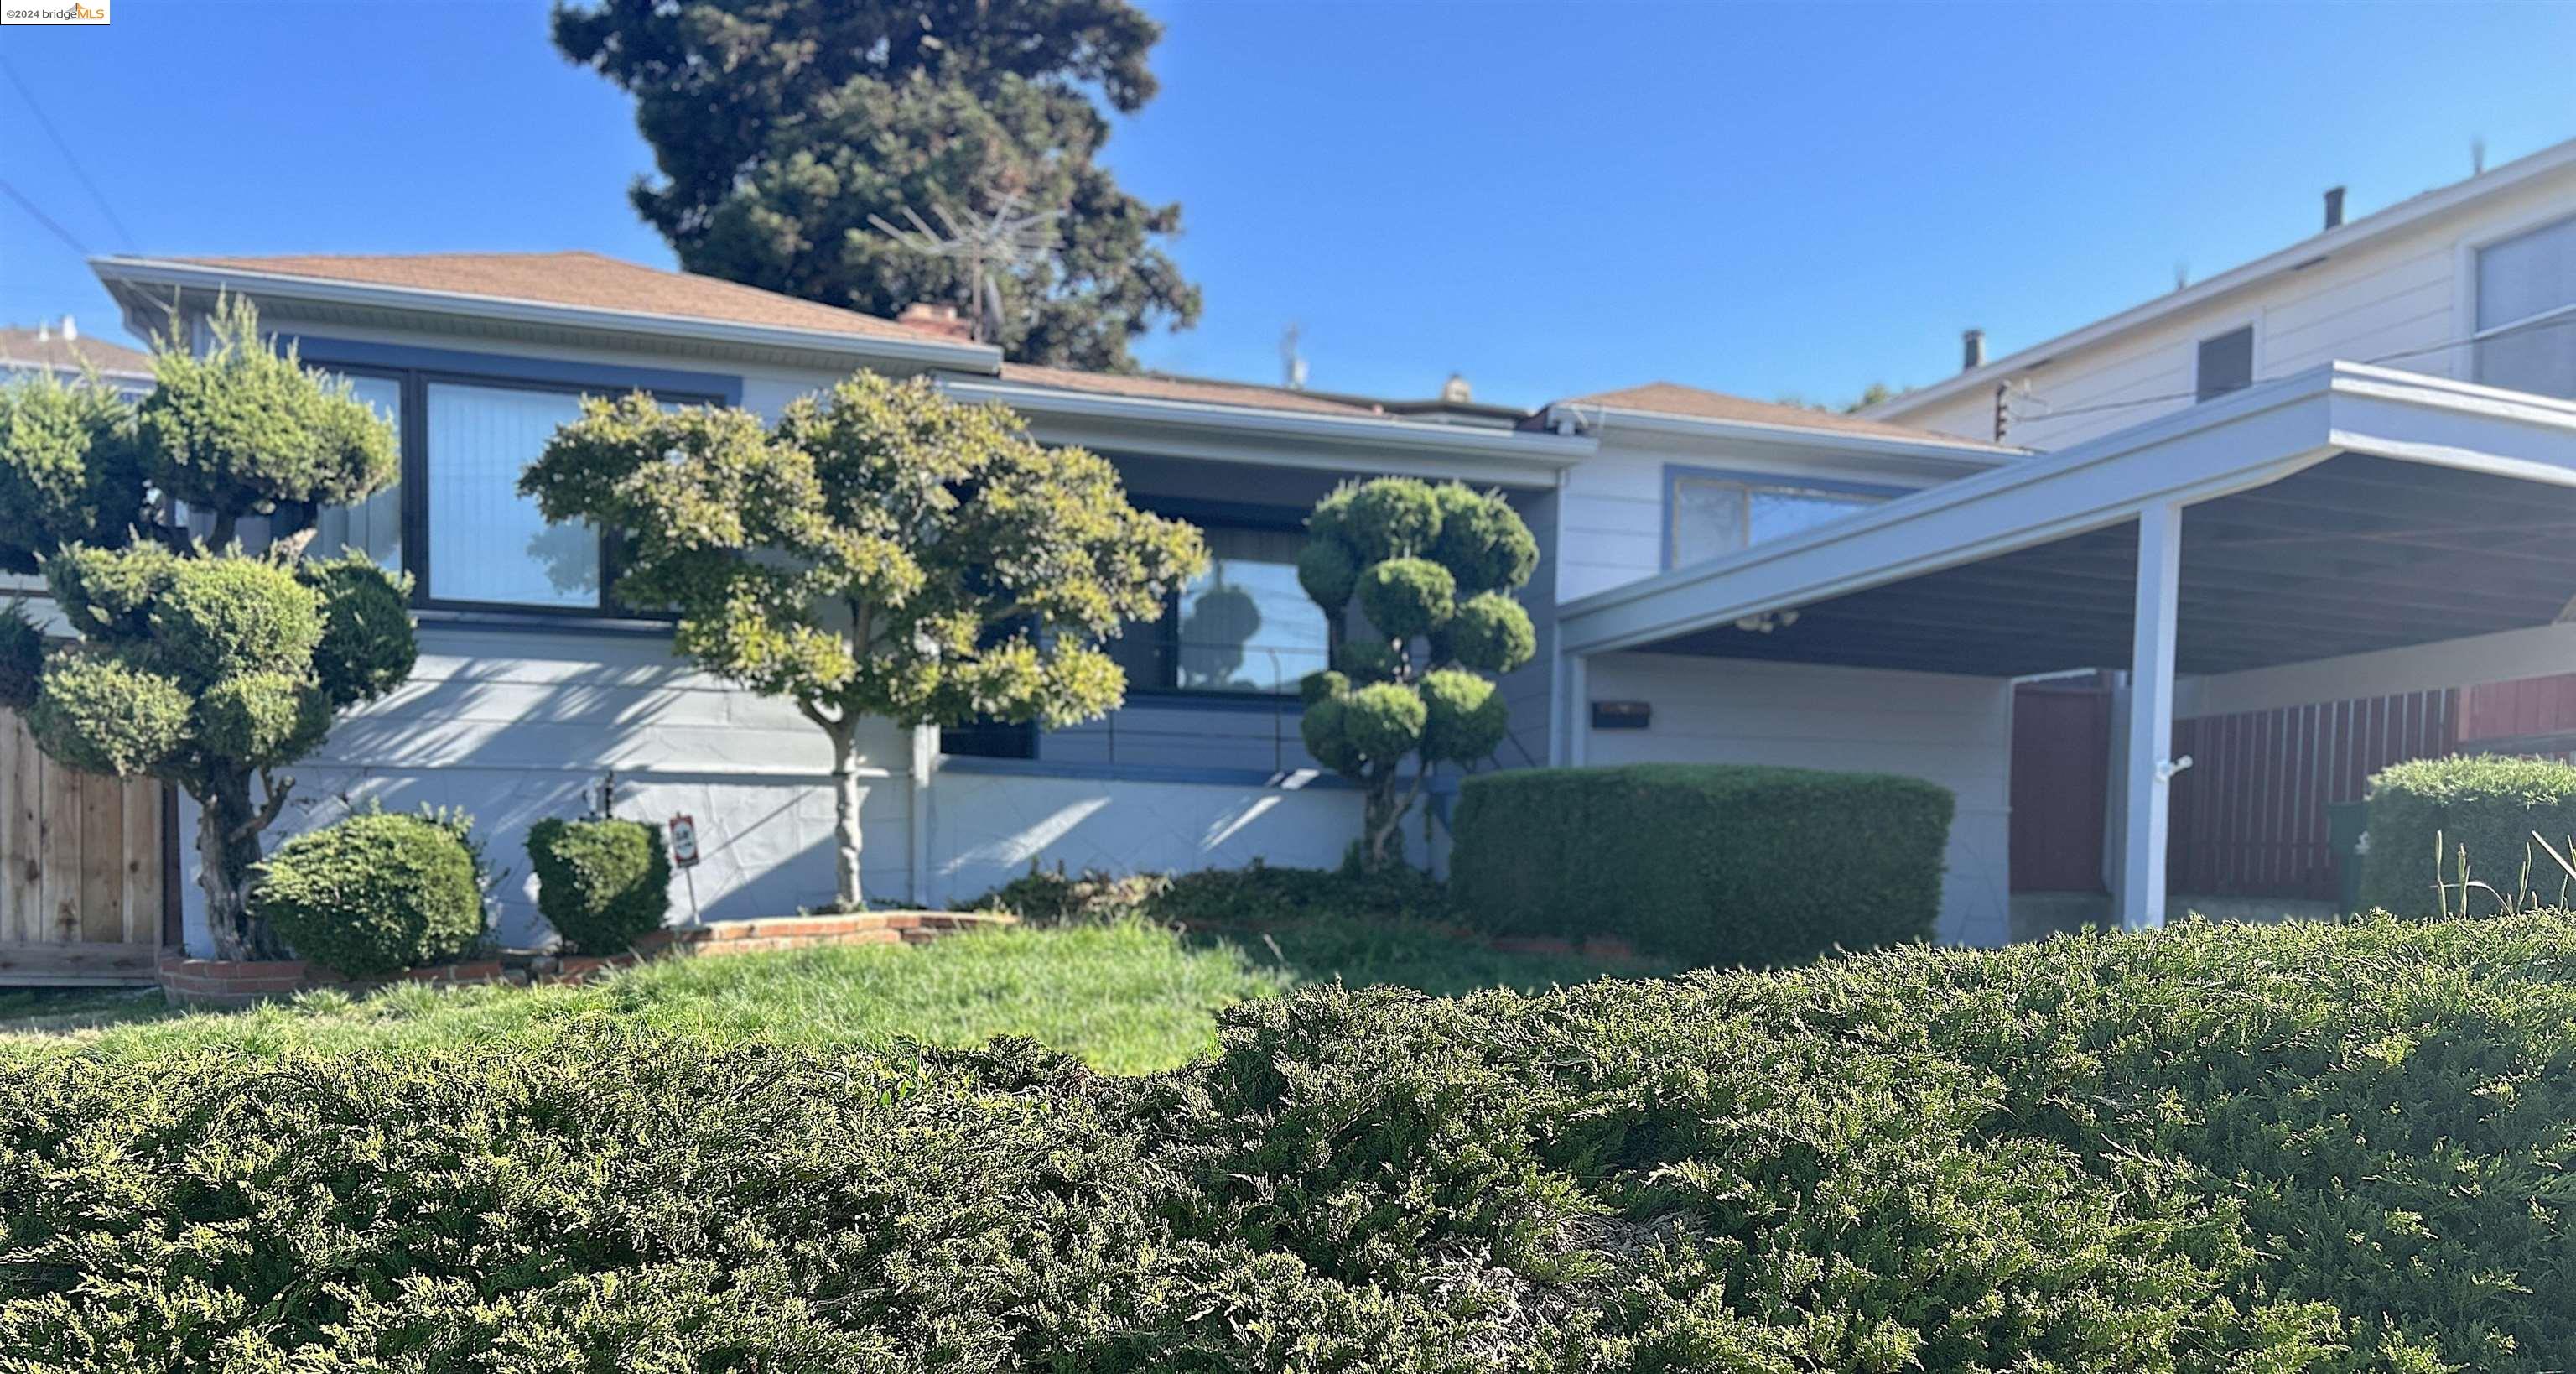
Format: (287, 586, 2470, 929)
(1883, 173, 2576, 451)
(1582, 652, 2013, 946)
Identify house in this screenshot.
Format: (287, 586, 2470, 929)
(60, 250, 1997, 956)
(31, 134, 2576, 969)
(0, 316, 153, 394)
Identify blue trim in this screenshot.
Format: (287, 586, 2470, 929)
(937, 755, 1360, 790)
(1659, 462, 1913, 571)
(277, 335, 745, 404)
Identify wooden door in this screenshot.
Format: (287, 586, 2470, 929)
(2010, 679, 2111, 893)
(0, 710, 169, 985)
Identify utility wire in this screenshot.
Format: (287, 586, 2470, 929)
(0, 175, 93, 258)
(0, 54, 135, 251)
(2003, 307, 2576, 428)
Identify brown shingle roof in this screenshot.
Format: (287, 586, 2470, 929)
(0, 325, 153, 378)
(164, 251, 943, 343)
(1563, 381, 2011, 450)
(995, 362, 1389, 417)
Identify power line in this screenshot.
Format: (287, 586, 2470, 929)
(0, 175, 92, 258)
(0, 54, 135, 251)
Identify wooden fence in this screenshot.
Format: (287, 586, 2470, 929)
(0, 710, 171, 985)
(2168, 688, 2459, 901)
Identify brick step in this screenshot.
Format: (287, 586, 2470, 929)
(158, 910, 1017, 1008)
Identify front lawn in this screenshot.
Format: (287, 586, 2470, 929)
(0, 916, 1668, 1073)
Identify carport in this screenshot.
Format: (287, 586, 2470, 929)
(1552, 362, 2576, 934)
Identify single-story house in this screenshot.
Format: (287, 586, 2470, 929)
(19, 133, 2576, 968)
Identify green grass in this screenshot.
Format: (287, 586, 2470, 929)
(0, 916, 1667, 1074)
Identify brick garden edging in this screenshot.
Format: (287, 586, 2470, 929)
(157, 911, 1018, 1008)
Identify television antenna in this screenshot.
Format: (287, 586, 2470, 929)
(868, 193, 1062, 344)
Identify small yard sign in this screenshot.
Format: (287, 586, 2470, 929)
(667, 814, 701, 868)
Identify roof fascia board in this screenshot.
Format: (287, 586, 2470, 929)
(1864, 138, 2576, 421)
(91, 255, 1003, 373)
(2323, 363, 2576, 488)
(1556, 367, 2356, 655)
(939, 375, 1595, 487)
(1555, 403, 2016, 474)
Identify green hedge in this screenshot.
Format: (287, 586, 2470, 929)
(250, 810, 483, 976)
(1450, 763, 1954, 966)
(527, 816, 671, 954)
(2362, 755, 2576, 917)
(7, 915, 2574, 1368)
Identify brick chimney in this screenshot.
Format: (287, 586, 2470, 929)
(897, 302, 974, 341)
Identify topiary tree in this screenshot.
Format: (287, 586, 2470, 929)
(251, 808, 483, 977)
(1295, 478, 1538, 871)
(522, 372, 1206, 910)
(0, 296, 412, 960)
(527, 816, 672, 954)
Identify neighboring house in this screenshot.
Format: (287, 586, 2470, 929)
(0, 316, 153, 394)
(82, 250, 1997, 954)
(1868, 138, 2576, 450)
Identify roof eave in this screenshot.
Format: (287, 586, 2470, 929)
(942, 374, 1596, 487)
(89, 255, 1005, 373)
(1545, 402, 2018, 471)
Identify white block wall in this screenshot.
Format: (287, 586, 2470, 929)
(1581, 651, 2014, 946)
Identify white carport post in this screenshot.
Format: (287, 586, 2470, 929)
(2120, 501, 2184, 930)
(1552, 649, 1590, 768)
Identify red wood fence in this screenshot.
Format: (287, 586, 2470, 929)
(2168, 688, 2459, 900)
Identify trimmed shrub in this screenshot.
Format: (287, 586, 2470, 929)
(527, 817, 673, 954)
(2361, 754, 2576, 917)
(251, 810, 482, 976)
(1451, 762, 1953, 967)
(5, 915, 2575, 1369)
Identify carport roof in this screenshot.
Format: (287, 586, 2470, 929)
(1555, 362, 2576, 679)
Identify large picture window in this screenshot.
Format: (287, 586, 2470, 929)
(424, 383, 595, 607)
(303, 359, 722, 614)
(2475, 214, 2576, 399)
(1666, 469, 1894, 569)
(1111, 525, 1332, 695)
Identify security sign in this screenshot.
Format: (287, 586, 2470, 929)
(667, 814, 701, 868)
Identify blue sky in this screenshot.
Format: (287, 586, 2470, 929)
(3, 1, 2572, 409)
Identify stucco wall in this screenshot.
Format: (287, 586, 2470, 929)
(1581, 651, 2013, 946)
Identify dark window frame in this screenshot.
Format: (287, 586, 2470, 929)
(1115, 498, 1334, 705)
(317, 364, 724, 618)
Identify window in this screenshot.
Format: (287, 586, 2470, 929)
(1111, 525, 1332, 695)
(424, 382, 595, 607)
(1666, 471, 1890, 569)
(2475, 215, 2576, 398)
(311, 372, 403, 571)
(304, 361, 721, 614)
(2194, 325, 2255, 402)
